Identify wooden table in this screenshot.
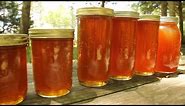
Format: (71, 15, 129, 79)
(20, 55, 185, 105)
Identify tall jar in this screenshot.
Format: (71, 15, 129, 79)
(76, 7, 113, 87)
(29, 29, 74, 98)
(155, 17, 181, 74)
(0, 34, 28, 105)
(134, 15, 160, 76)
(108, 11, 139, 80)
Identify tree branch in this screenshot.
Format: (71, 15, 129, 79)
(101, 1, 105, 7)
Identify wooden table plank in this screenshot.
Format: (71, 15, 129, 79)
(20, 48, 185, 105)
(73, 74, 185, 105)
(20, 61, 159, 105)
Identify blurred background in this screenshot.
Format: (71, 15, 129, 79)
(0, 1, 184, 63)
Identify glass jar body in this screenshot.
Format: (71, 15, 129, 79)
(31, 38, 73, 98)
(108, 17, 138, 80)
(155, 22, 181, 73)
(77, 15, 112, 87)
(0, 45, 27, 105)
(134, 20, 160, 76)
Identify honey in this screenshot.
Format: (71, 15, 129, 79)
(155, 17, 181, 74)
(134, 15, 160, 76)
(76, 7, 113, 87)
(29, 29, 74, 98)
(109, 11, 139, 80)
(0, 34, 28, 105)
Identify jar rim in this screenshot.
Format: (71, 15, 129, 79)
(114, 11, 139, 18)
(0, 34, 28, 46)
(76, 7, 114, 16)
(160, 16, 178, 23)
(139, 14, 160, 21)
(29, 28, 74, 38)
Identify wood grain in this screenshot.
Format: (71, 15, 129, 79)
(20, 48, 185, 105)
(20, 61, 159, 105)
(73, 74, 185, 105)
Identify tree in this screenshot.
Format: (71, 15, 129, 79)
(178, 1, 184, 44)
(131, 1, 184, 45)
(0, 1, 20, 33)
(101, 1, 105, 7)
(20, 1, 31, 34)
(70, 6, 75, 29)
(131, 1, 161, 15)
(30, 1, 44, 28)
(43, 5, 75, 28)
(183, 1, 185, 44)
(168, 1, 176, 16)
(161, 1, 168, 16)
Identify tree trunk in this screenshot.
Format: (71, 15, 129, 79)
(101, 1, 105, 7)
(161, 1, 167, 16)
(20, 1, 31, 34)
(168, 1, 176, 16)
(178, 1, 184, 44)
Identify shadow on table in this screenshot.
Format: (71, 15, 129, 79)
(103, 75, 160, 91)
(153, 71, 182, 78)
(21, 75, 161, 105)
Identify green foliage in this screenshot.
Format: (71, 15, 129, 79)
(181, 1, 185, 21)
(0, 1, 20, 33)
(73, 46, 78, 60)
(132, 1, 185, 17)
(131, 1, 161, 15)
(27, 45, 32, 63)
(43, 5, 75, 28)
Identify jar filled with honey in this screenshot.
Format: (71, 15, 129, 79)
(76, 7, 113, 87)
(108, 11, 139, 80)
(29, 29, 74, 98)
(155, 16, 181, 74)
(134, 15, 160, 76)
(0, 34, 28, 105)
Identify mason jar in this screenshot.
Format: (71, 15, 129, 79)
(76, 7, 113, 87)
(29, 29, 74, 98)
(108, 11, 139, 80)
(0, 34, 28, 105)
(155, 16, 181, 74)
(134, 15, 160, 76)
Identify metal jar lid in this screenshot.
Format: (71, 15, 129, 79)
(160, 16, 178, 23)
(139, 14, 160, 21)
(76, 7, 114, 16)
(114, 11, 139, 18)
(29, 29, 74, 38)
(0, 34, 28, 46)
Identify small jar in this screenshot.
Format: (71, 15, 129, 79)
(29, 29, 74, 98)
(155, 16, 181, 73)
(0, 34, 28, 105)
(76, 7, 113, 87)
(108, 11, 139, 80)
(134, 15, 160, 76)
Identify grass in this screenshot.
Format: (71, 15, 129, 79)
(26, 46, 32, 63)
(73, 46, 78, 60)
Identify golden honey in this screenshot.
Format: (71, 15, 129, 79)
(109, 11, 139, 80)
(76, 7, 113, 87)
(155, 17, 181, 74)
(134, 15, 160, 76)
(0, 34, 28, 105)
(29, 29, 74, 98)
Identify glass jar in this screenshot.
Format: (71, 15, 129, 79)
(0, 34, 28, 105)
(29, 29, 74, 98)
(155, 16, 181, 73)
(76, 7, 113, 87)
(108, 11, 139, 80)
(134, 15, 160, 76)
